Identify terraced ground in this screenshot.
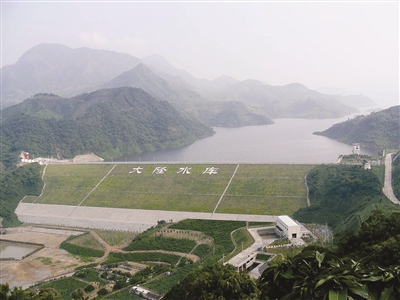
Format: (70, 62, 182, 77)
(25, 163, 315, 216)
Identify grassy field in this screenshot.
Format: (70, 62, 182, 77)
(38, 277, 87, 300)
(94, 230, 137, 246)
(29, 163, 314, 215)
(67, 232, 106, 252)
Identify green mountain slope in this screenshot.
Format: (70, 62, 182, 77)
(393, 153, 400, 199)
(0, 164, 44, 227)
(191, 101, 273, 127)
(293, 164, 400, 233)
(103, 63, 204, 116)
(314, 105, 400, 154)
(103, 64, 272, 127)
(1, 87, 214, 164)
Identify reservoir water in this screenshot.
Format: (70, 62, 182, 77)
(120, 113, 374, 164)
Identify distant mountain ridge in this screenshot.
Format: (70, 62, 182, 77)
(2, 43, 376, 122)
(2, 43, 142, 108)
(1, 87, 214, 163)
(314, 105, 400, 154)
(103, 63, 273, 127)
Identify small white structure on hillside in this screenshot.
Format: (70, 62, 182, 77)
(352, 143, 361, 155)
(364, 161, 371, 170)
(274, 215, 301, 239)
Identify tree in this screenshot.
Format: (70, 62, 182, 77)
(258, 247, 370, 300)
(0, 284, 59, 300)
(336, 210, 400, 267)
(163, 263, 260, 300)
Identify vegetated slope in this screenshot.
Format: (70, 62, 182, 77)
(191, 101, 273, 127)
(293, 164, 400, 233)
(0, 163, 43, 227)
(31, 164, 308, 216)
(0, 87, 214, 163)
(164, 211, 400, 300)
(392, 153, 400, 199)
(314, 105, 400, 154)
(336, 210, 400, 268)
(103, 64, 272, 127)
(1, 43, 141, 107)
(103, 63, 204, 110)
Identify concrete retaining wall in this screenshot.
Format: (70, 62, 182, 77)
(15, 203, 277, 232)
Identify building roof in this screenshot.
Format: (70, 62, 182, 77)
(278, 215, 299, 227)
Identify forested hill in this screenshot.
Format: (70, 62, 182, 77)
(313, 105, 400, 154)
(0, 87, 214, 166)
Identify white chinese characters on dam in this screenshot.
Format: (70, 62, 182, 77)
(128, 166, 219, 175)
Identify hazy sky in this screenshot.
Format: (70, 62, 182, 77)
(1, 1, 399, 106)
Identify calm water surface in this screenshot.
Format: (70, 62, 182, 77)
(120, 114, 373, 164)
(0, 241, 39, 260)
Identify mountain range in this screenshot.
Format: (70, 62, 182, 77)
(1, 43, 386, 165)
(2, 43, 377, 125)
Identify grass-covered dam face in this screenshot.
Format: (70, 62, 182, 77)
(18, 164, 314, 230)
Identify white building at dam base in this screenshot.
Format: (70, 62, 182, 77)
(274, 215, 309, 240)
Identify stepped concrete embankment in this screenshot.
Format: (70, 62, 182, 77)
(15, 203, 277, 232)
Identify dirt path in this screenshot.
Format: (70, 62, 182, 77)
(1, 226, 200, 290)
(88, 230, 200, 265)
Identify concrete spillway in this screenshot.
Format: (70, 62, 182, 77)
(15, 203, 278, 232)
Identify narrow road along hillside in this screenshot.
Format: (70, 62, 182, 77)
(383, 153, 400, 204)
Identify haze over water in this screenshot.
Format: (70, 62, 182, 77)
(121, 113, 374, 164)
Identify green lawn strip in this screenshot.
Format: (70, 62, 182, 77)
(232, 228, 254, 249)
(94, 230, 137, 246)
(34, 164, 313, 214)
(74, 268, 108, 286)
(37, 164, 114, 205)
(143, 263, 199, 295)
(124, 236, 196, 253)
(104, 164, 236, 194)
(67, 232, 106, 252)
(226, 227, 255, 260)
(256, 253, 272, 261)
(83, 192, 219, 212)
(96, 174, 229, 194)
(60, 234, 105, 258)
(103, 252, 182, 265)
(226, 178, 307, 196)
(36, 277, 87, 300)
(234, 164, 315, 178)
(169, 219, 246, 261)
(43, 175, 101, 190)
(22, 195, 40, 203)
(34, 189, 90, 205)
(192, 244, 213, 262)
(215, 196, 307, 215)
(45, 164, 113, 176)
